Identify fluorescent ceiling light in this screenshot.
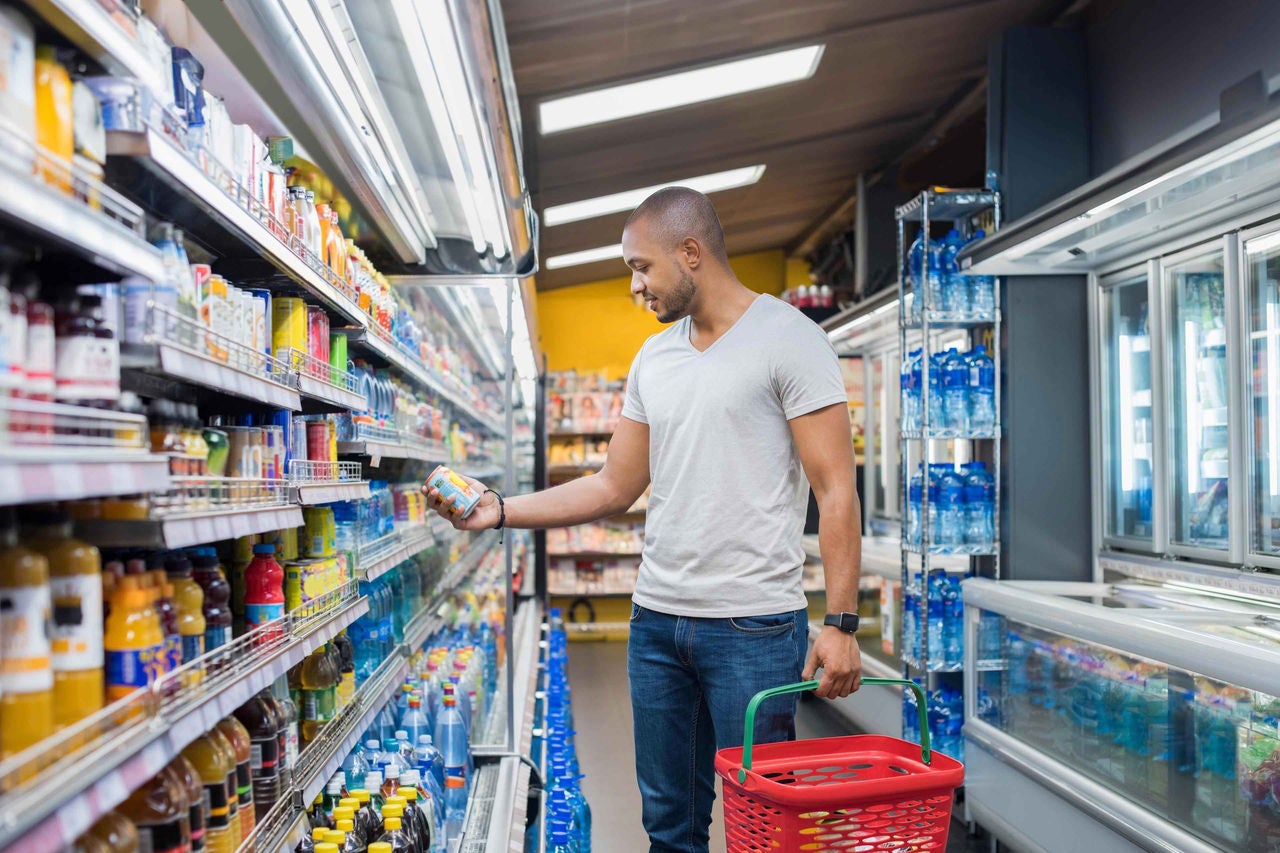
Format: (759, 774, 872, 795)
(539, 45, 824, 134)
(546, 244, 625, 270)
(543, 165, 766, 226)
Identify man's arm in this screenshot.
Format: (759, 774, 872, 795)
(424, 416, 651, 531)
(790, 402, 863, 700)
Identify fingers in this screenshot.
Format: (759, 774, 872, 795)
(801, 646, 819, 682)
(815, 670, 835, 699)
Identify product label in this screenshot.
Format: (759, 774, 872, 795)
(165, 635, 181, 676)
(55, 331, 120, 402)
(0, 584, 53, 693)
(138, 818, 191, 853)
(181, 634, 205, 666)
(244, 602, 285, 631)
(286, 729, 299, 770)
(49, 573, 103, 671)
(250, 735, 278, 774)
(302, 686, 336, 723)
(235, 760, 252, 806)
(25, 322, 53, 394)
(204, 625, 229, 653)
(225, 774, 239, 824)
(189, 789, 207, 853)
(204, 780, 231, 830)
(106, 644, 163, 698)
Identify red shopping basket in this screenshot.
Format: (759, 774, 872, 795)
(714, 678, 964, 852)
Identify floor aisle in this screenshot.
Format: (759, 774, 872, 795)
(568, 640, 987, 853)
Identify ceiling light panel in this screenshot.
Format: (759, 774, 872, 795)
(543, 165, 766, 226)
(539, 45, 824, 134)
(545, 244, 625, 270)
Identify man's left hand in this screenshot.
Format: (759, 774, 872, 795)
(803, 625, 863, 699)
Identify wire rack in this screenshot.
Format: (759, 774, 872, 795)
(279, 346, 360, 394)
(140, 302, 296, 388)
(356, 528, 403, 568)
(351, 421, 399, 444)
(289, 459, 363, 483)
(150, 475, 291, 514)
(0, 397, 150, 451)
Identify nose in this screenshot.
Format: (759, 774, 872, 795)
(630, 275, 644, 295)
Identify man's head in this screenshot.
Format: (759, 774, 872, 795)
(621, 187, 729, 323)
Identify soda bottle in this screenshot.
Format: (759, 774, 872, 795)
(333, 819, 362, 853)
(182, 733, 237, 853)
(0, 518, 53, 756)
(416, 735, 445, 792)
(104, 575, 164, 703)
(352, 789, 382, 840)
(244, 543, 285, 638)
(167, 554, 206, 684)
(172, 754, 209, 853)
(190, 552, 232, 654)
(119, 762, 191, 853)
(86, 811, 139, 853)
(216, 716, 256, 840)
(309, 793, 331, 832)
(398, 786, 433, 853)
(24, 508, 102, 727)
(378, 815, 412, 853)
(235, 691, 281, 813)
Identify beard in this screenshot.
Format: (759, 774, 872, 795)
(655, 269, 696, 323)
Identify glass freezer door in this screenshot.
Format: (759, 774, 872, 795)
(1101, 271, 1154, 545)
(1167, 249, 1231, 552)
(1247, 233, 1280, 558)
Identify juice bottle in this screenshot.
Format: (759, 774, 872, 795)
(271, 676, 299, 792)
(103, 575, 162, 703)
(190, 552, 231, 654)
(230, 536, 255, 633)
(216, 716, 256, 841)
(300, 642, 339, 744)
(234, 691, 280, 814)
(0, 518, 53, 756)
(182, 733, 237, 853)
(150, 569, 181, 681)
(24, 508, 102, 727)
(34, 45, 73, 193)
(317, 202, 333, 267)
(206, 725, 242, 849)
(332, 630, 355, 710)
(243, 544, 285, 638)
(172, 754, 209, 853)
(119, 762, 191, 853)
(86, 810, 139, 853)
(167, 554, 206, 684)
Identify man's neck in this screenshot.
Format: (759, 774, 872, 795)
(688, 276, 758, 350)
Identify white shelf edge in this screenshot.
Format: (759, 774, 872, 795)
(0, 453, 171, 506)
(122, 341, 302, 411)
(292, 481, 372, 506)
(297, 374, 368, 411)
(76, 505, 304, 549)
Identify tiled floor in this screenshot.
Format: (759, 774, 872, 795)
(568, 640, 989, 853)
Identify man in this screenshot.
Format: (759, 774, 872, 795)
(425, 187, 863, 853)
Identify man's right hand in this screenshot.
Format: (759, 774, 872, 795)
(422, 474, 500, 531)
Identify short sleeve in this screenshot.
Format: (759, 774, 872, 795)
(620, 344, 648, 424)
(773, 315, 848, 419)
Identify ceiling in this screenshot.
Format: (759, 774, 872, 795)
(500, 0, 1072, 290)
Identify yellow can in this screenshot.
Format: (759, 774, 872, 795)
(271, 297, 308, 367)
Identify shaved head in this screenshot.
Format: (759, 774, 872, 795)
(624, 187, 728, 264)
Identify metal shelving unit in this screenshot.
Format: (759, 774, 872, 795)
(0, 584, 367, 851)
(896, 188, 1001, 688)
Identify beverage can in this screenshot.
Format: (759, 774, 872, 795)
(264, 425, 284, 482)
(306, 420, 330, 466)
(302, 507, 336, 558)
(272, 297, 307, 368)
(426, 465, 482, 519)
(306, 306, 329, 378)
(291, 415, 308, 464)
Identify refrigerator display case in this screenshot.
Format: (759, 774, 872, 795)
(1247, 230, 1280, 561)
(963, 577, 1280, 853)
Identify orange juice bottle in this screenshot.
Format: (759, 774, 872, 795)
(33, 45, 72, 193)
(182, 733, 236, 853)
(317, 202, 333, 267)
(216, 716, 256, 842)
(104, 575, 163, 703)
(25, 508, 103, 727)
(0, 518, 53, 756)
(167, 555, 206, 686)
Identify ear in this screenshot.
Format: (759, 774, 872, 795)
(680, 237, 702, 270)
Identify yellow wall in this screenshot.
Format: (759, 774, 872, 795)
(537, 249, 805, 379)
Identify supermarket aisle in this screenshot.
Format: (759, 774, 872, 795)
(569, 641, 986, 853)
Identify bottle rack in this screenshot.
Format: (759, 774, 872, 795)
(895, 188, 1002, 688)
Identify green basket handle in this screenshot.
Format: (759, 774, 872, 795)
(738, 677, 931, 784)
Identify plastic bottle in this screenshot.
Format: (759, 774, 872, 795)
(967, 230, 996, 316)
(216, 716, 256, 840)
(167, 554, 206, 682)
(400, 697, 430, 751)
(34, 45, 72, 193)
(941, 349, 968, 433)
(415, 735, 446, 823)
(301, 642, 340, 743)
(271, 676, 299, 792)
(944, 575, 964, 670)
(149, 569, 182, 680)
(25, 508, 102, 727)
(104, 575, 163, 703)
(86, 811, 140, 853)
(236, 690, 281, 814)
(244, 543, 285, 637)
(191, 552, 232, 654)
(963, 462, 995, 550)
(394, 728, 418, 769)
(305, 191, 324, 258)
(343, 739, 371, 793)
(172, 754, 209, 853)
(936, 467, 966, 547)
(0, 519, 53, 756)
(967, 345, 995, 434)
(183, 733, 237, 853)
(443, 776, 466, 849)
(926, 352, 944, 430)
(926, 571, 946, 668)
(434, 682, 469, 796)
(207, 725, 243, 849)
(378, 814, 412, 853)
(939, 229, 967, 314)
(118, 763, 190, 853)
(398, 786, 433, 853)
(333, 630, 356, 710)
(906, 468, 922, 548)
(353, 789, 382, 841)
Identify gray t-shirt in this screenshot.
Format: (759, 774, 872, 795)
(621, 293, 847, 618)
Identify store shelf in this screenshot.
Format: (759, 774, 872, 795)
(901, 428, 1001, 440)
(337, 435, 450, 464)
(297, 373, 368, 412)
(896, 189, 998, 222)
(121, 341, 301, 411)
(292, 480, 372, 505)
(904, 541, 997, 557)
(900, 309, 1001, 330)
(76, 504, 304, 548)
(0, 451, 171, 506)
(0, 585, 367, 852)
(105, 128, 367, 327)
(358, 524, 434, 582)
(25, 0, 161, 90)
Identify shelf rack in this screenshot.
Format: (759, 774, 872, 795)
(358, 523, 433, 582)
(895, 188, 1002, 689)
(0, 583, 367, 851)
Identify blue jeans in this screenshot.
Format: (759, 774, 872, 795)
(627, 603, 808, 853)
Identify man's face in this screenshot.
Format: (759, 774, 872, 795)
(622, 219, 697, 324)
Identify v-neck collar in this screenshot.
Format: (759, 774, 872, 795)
(684, 294, 766, 356)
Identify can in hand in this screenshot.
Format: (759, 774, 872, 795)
(426, 465, 483, 519)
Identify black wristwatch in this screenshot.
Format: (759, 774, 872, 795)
(824, 612, 860, 633)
